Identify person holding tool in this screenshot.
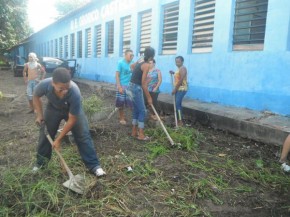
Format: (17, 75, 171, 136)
(128, 47, 155, 141)
(32, 67, 106, 177)
(169, 56, 188, 127)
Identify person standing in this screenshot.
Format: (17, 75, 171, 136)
(145, 59, 162, 120)
(115, 49, 134, 125)
(23, 52, 46, 113)
(32, 67, 106, 177)
(169, 56, 188, 127)
(128, 47, 155, 141)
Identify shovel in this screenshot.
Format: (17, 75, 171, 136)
(44, 124, 85, 194)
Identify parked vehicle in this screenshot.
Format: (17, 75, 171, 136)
(13, 56, 77, 78)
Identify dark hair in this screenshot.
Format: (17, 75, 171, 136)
(175, 56, 184, 62)
(152, 59, 156, 64)
(144, 47, 155, 62)
(125, 49, 133, 54)
(52, 67, 71, 83)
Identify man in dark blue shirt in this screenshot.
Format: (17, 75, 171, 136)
(32, 67, 106, 176)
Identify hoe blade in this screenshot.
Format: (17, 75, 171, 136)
(63, 174, 85, 194)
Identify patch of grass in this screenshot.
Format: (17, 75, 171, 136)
(146, 126, 204, 151)
(82, 94, 103, 121)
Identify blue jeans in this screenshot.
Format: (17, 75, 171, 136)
(27, 80, 39, 100)
(36, 105, 100, 173)
(175, 91, 187, 120)
(127, 82, 147, 128)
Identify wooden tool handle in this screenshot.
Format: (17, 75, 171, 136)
(151, 104, 175, 146)
(46, 133, 74, 179)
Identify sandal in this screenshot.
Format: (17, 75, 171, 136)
(137, 135, 150, 141)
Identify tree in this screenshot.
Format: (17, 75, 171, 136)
(54, 0, 91, 17)
(0, 0, 32, 54)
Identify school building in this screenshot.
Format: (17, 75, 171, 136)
(9, 0, 290, 115)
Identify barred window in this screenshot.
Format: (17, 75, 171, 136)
(162, 2, 179, 55)
(47, 42, 49, 56)
(70, 33, 75, 58)
(139, 10, 152, 55)
(77, 31, 82, 58)
(85, 28, 92, 58)
(192, 0, 216, 52)
(107, 21, 114, 56)
(59, 37, 63, 58)
(43, 43, 46, 56)
(121, 16, 131, 55)
(94, 25, 102, 57)
(64, 35, 68, 58)
(50, 40, 53, 56)
(233, 0, 268, 51)
(55, 39, 58, 57)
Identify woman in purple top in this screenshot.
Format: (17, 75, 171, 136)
(145, 59, 162, 120)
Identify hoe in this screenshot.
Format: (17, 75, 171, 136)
(44, 124, 85, 194)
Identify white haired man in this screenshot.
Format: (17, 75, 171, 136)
(23, 52, 46, 113)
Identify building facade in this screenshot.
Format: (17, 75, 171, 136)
(9, 0, 290, 115)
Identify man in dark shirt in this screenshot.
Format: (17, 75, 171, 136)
(32, 67, 106, 176)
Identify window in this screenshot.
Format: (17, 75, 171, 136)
(47, 42, 49, 56)
(107, 21, 114, 56)
(64, 35, 68, 58)
(77, 31, 83, 58)
(121, 16, 131, 55)
(50, 40, 53, 56)
(70, 33, 75, 58)
(85, 28, 92, 58)
(192, 0, 216, 52)
(233, 0, 268, 51)
(43, 43, 46, 56)
(94, 25, 102, 57)
(139, 10, 152, 54)
(59, 37, 63, 58)
(161, 2, 179, 55)
(55, 39, 58, 57)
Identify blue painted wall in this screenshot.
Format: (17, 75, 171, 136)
(11, 0, 290, 115)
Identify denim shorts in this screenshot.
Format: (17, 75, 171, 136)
(27, 80, 39, 100)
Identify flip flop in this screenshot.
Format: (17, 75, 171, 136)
(119, 120, 127, 125)
(137, 135, 150, 141)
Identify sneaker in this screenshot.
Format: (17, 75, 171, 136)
(95, 168, 106, 177)
(281, 163, 290, 172)
(32, 166, 40, 173)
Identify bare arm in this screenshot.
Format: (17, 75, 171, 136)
(115, 71, 123, 94)
(53, 113, 77, 150)
(141, 63, 152, 105)
(39, 64, 46, 80)
(33, 95, 44, 124)
(153, 70, 162, 92)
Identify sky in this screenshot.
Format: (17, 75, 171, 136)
(27, 0, 59, 32)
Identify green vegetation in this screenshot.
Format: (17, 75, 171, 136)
(0, 0, 32, 54)
(1, 95, 290, 216)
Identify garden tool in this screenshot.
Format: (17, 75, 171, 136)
(151, 104, 175, 146)
(170, 72, 178, 128)
(43, 124, 85, 194)
(106, 107, 119, 120)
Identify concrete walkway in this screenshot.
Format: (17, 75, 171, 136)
(74, 78, 290, 146)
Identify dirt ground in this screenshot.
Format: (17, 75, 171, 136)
(0, 69, 290, 217)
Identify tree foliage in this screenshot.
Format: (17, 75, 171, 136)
(54, 0, 91, 17)
(0, 0, 32, 54)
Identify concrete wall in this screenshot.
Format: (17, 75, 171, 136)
(10, 0, 290, 115)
